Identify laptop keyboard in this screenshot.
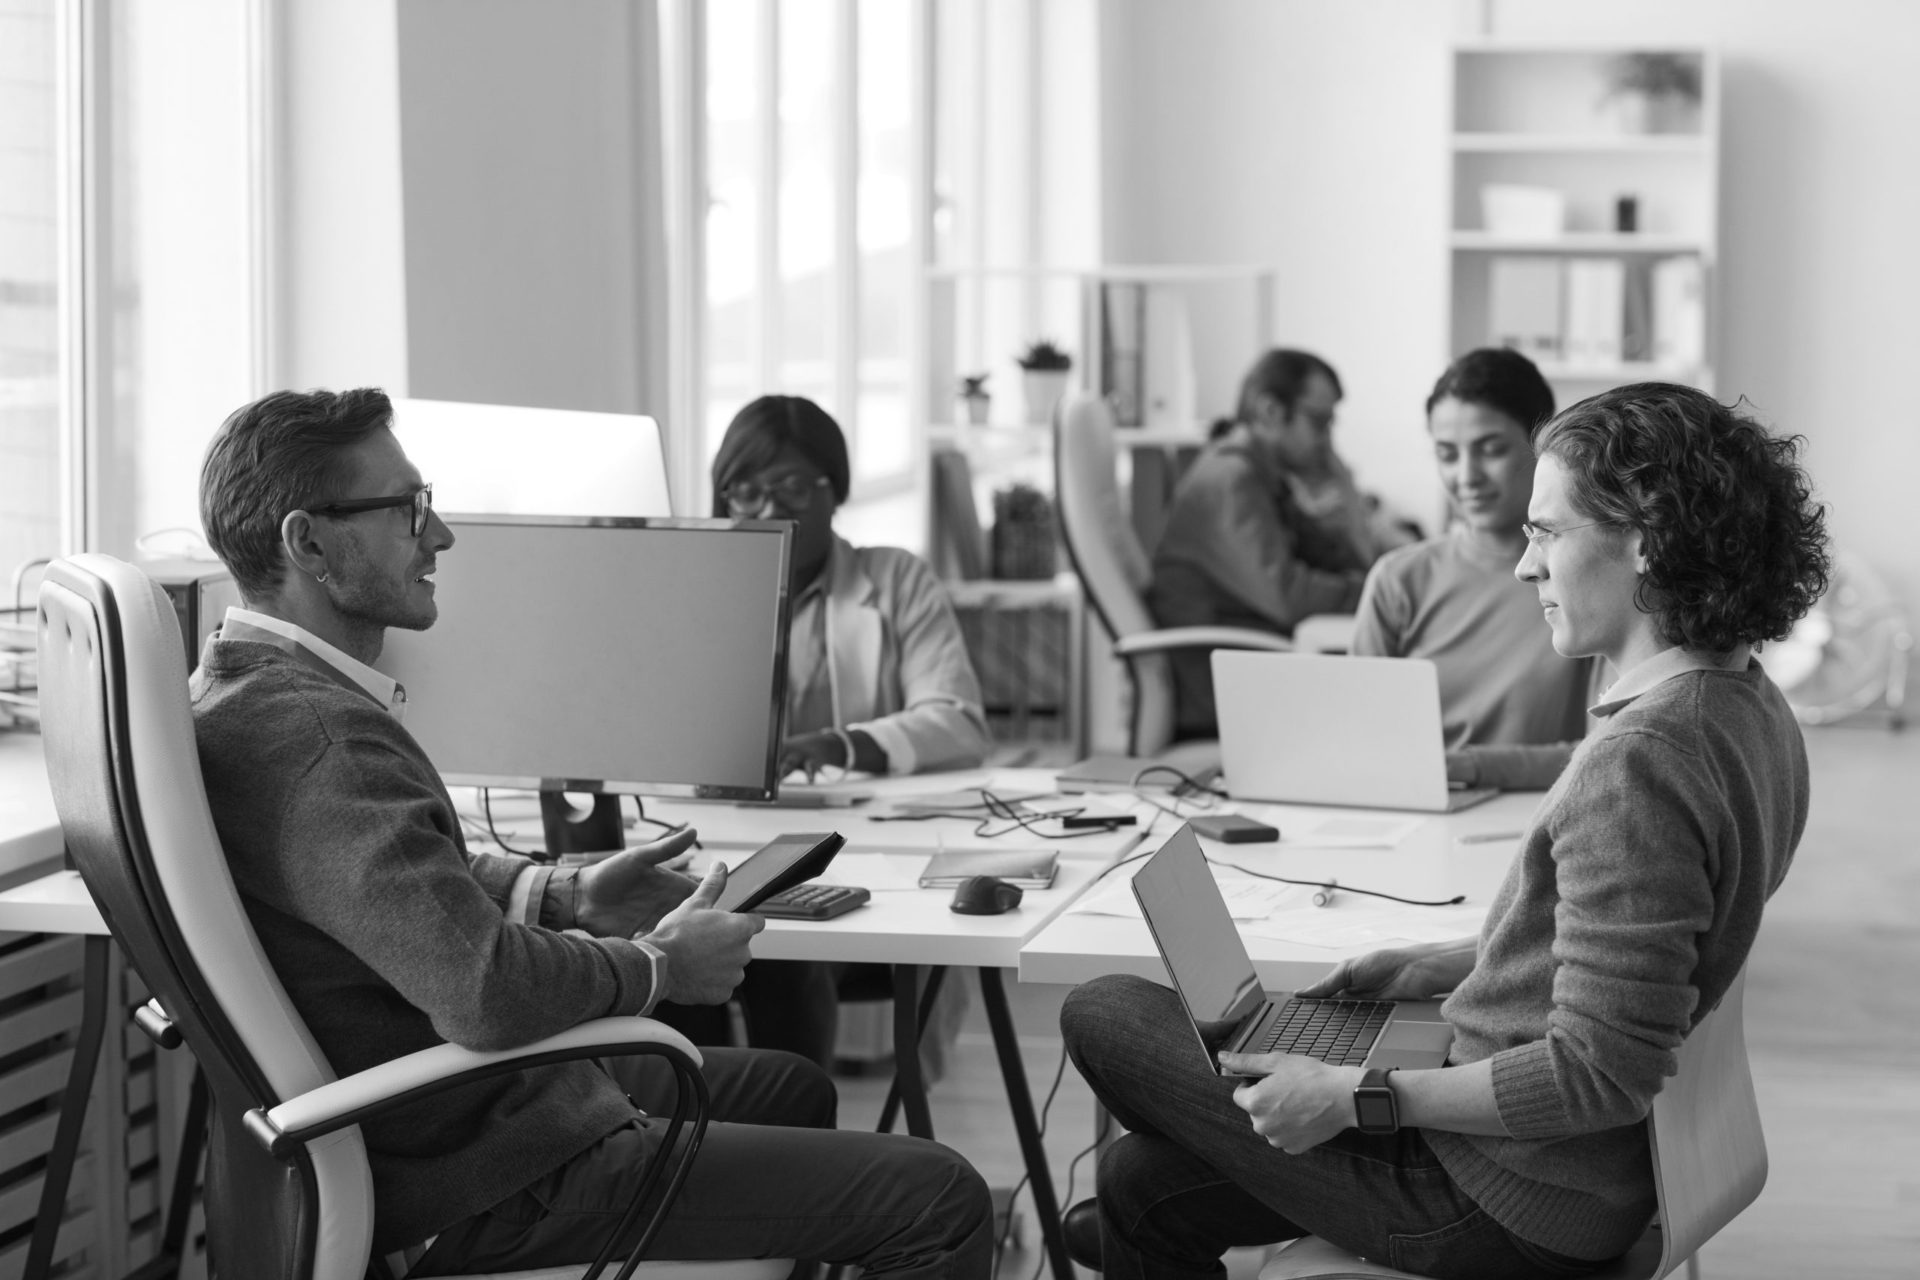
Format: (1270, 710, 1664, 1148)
(1255, 997, 1393, 1065)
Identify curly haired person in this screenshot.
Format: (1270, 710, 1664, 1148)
(1060, 382, 1830, 1280)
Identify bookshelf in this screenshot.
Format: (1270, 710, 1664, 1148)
(917, 265, 1276, 755)
(1446, 43, 1720, 398)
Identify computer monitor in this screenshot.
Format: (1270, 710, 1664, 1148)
(391, 397, 674, 518)
(375, 516, 792, 848)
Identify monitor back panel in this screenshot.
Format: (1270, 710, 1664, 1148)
(393, 397, 674, 519)
(377, 517, 790, 799)
(1212, 652, 1451, 811)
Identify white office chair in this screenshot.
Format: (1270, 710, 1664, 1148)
(36, 553, 788, 1280)
(1260, 966, 1767, 1280)
(1054, 392, 1299, 756)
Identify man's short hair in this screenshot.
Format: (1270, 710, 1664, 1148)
(1234, 348, 1342, 423)
(200, 387, 395, 600)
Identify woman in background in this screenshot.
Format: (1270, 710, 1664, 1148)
(662, 394, 988, 1067)
(1353, 348, 1600, 790)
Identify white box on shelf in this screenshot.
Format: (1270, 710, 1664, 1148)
(1480, 184, 1566, 238)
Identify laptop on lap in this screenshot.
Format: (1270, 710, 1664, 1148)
(1131, 825, 1455, 1076)
(1212, 651, 1499, 813)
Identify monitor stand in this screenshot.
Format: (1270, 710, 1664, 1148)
(539, 791, 625, 859)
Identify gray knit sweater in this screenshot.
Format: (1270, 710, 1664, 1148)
(191, 639, 658, 1252)
(1428, 660, 1806, 1259)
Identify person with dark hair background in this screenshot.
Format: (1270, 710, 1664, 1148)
(663, 394, 987, 1069)
(1354, 347, 1602, 791)
(1059, 382, 1829, 1280)
(1147, 348, 1371, 739)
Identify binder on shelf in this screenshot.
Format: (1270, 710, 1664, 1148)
(928, 447, 986, 581)
(1563, 257, 1625, 368)
(1651, 256, 1706, 368)
(1142, 288, 1197, 431)
(1488, 256, 1564, 361)
(1098, 281, 1147, 427)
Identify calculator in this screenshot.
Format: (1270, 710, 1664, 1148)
(754, 884, 871, 920)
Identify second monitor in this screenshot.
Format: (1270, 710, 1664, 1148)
(377, 516, 794, 841)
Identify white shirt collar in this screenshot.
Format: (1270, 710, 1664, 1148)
(224, 606, 407, 717)
(1590, 642, 1752, 718)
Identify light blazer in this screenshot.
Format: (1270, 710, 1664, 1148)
(807, 536, 991, 775)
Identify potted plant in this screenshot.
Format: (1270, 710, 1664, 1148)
(1598, 52, 1702, 135)
(955, 372, 991, 425)
(1014, 339, 1073, 425)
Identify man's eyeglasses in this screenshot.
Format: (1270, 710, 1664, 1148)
(1520, 519, 1612, 547)
(723, 473, 829, 515)
(309, 484, 435, 537)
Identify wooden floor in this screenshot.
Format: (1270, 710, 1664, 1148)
(837, 721, 1920, 1279)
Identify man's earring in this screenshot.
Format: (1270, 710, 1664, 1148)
(316, 572, 329, 584)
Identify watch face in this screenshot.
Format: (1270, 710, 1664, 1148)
(1354, 1089, 1398, 1133)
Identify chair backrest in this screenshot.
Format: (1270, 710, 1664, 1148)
(1055, 393, 1179, 753)
(37, 554, 375, 1280)
(1646, 963, 1767, 1278)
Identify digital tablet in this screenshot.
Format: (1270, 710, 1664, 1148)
(713, 832, 847, 913)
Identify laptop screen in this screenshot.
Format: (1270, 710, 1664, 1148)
(1130, 826, 1267, 1055)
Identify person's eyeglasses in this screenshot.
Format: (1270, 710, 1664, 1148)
(723, 473, 829, 515)
(1520, 519, 1612, 547)
(309, 484, 435, 537)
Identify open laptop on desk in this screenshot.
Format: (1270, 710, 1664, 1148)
(1212, 651, 1498, 813)
(1133, 824, 1454, 1076)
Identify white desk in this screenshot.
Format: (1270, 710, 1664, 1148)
(1018, 791, 1544, 991)
(0, 732, 63, 885)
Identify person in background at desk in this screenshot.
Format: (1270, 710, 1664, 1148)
(660, 394, 989, 1067)
(1060, 382, 1829, 1280)
(1353, 347, 1603, 791)
(1147, 349, 1372, 738)
(192, 388, 992, 1278)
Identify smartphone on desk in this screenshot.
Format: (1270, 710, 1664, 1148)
(712, 832, 847, 912)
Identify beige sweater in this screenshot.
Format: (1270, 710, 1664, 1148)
(1427, 660, 1806, 1259)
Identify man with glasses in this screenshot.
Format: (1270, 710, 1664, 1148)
(190, 387, 993, 1277)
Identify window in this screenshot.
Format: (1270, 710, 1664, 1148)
(694, 0, 928, 505)
(0, 0, 63, 588)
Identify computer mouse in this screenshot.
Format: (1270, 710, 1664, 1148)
(950, 874, 1024, 915)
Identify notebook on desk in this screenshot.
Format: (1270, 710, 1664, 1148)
(1132, 824, 1454, 1076)
(1211, 651, 1498, 813)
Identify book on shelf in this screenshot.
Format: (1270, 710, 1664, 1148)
(1098, 281, 1147, 427)
(1563, 257, 1625, 368)
(1488, 256, 1564, 361)
(1142, 288, 1197, 431)
(928, 447, 986, 581)
(1651, 255, 1706, 368)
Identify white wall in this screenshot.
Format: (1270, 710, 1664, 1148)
(1098, 0, 1920, 612)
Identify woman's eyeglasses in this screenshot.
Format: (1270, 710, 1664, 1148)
(308, 484, 435, 537)
(723, 473, 829, 515)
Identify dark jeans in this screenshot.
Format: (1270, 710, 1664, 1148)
(653, 959, 841, 1067)
(1060, 976, 1598, 1280)
(413, 1046, 991, 1278)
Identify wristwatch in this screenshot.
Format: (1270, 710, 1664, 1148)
(1353, 1067, 1400, 1134)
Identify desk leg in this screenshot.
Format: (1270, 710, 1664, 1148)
(125, 1066, 209, 1280)
(26, 934, 110, 1280)
(978, 967, 1073, 1280)
(877, 965, 948, 1136)
(887, 964, 937, 1139)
